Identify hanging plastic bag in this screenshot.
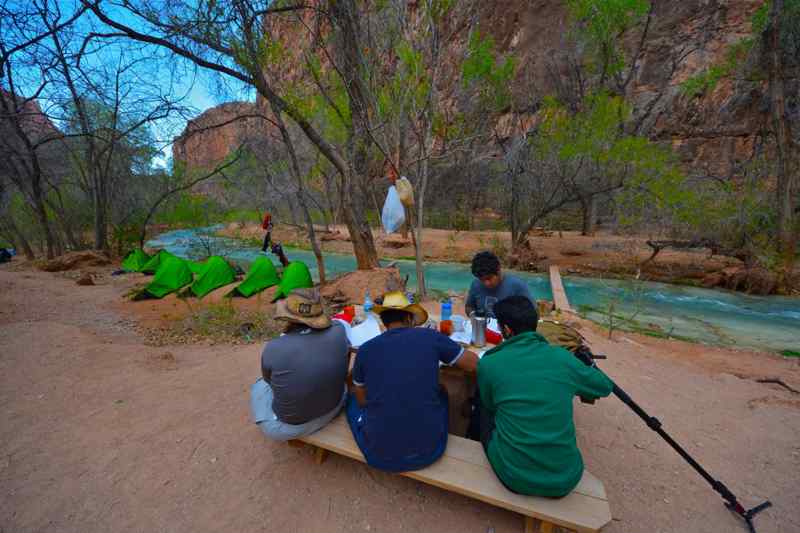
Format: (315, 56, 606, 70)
(381, 185, 406, 234)
(395, 176, 415, 207)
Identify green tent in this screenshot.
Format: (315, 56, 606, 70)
(186, 260, 207, 275)
(228, 256, 280, 298)
(185, 256, 236, 298)
(122, 249, 151, 272)
(273, 261, 313, 301)
(140, 249, 176, 274)
(137, 256, 193, 299)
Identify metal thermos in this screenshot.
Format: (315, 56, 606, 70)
(470, 312, 487, 347)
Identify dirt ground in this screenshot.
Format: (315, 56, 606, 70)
(2, 262, 800, 533)
(221, 223, 743, 285)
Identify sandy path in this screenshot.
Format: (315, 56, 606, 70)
(1, 266, 799, 533)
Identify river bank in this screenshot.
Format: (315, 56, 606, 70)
(217, 222, 795, 295)
(142, 226, 800, 354)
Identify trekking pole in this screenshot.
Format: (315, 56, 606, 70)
(575, 349, 772, 533)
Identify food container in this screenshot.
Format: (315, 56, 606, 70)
(470, 312, 487, 347)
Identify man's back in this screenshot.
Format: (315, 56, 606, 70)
(261, 323, 348, 424)
(352, 327, 462, 471)
(477, 331, 613, 496)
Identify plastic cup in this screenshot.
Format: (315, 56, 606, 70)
(439, 319, 453, 336)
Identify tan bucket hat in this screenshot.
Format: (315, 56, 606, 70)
(372, 291, 428, 327)
(274, 288, 331, 330)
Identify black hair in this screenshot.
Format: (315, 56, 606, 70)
(284, 321, 309, 334)
(379, 309, 413, 327)
(494, 296, 538, 335)
(471, 251, 501, 278)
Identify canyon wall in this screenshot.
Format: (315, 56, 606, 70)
(174, 1, 797, 179)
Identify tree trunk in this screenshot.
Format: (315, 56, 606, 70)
(46, 196, 81, 251)
(581, 195, 598, 236)
(340, 198, 379, 269)
(297, 190, 326, 283)
(509, 167, 520, 246)
(322, 172, 338, 226)
(415, 175, 428, 298)
(286, 194, 300, 226)
(92, 181, 110, 251)
(2, 218, 35, 259)
(767, 0, 796, 264)
(30, 183, 56, 259)
(269, 102, 327, 283)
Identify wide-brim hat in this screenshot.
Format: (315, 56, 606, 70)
(372, 291, 428, 327)
(274, 288, 331, 329)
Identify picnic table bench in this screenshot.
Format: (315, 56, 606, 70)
(294, 415, 612, 533)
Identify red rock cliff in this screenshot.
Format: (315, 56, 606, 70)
(172, 101, 267, 171)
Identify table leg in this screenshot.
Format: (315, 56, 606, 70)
(524, 517, 558, 533)
(314, 447, 329, 465)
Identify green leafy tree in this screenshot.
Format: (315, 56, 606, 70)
(509, 92, 688, 248)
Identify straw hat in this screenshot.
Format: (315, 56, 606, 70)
(274, 288, 331, 330)
(372, 291, 428, 327)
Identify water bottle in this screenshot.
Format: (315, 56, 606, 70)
(439, 298, 453, 336)
(364, 290, 373, 314)
(441, 298, 452, 321)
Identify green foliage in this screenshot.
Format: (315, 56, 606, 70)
(462, 30, 517, 111)
(538, 92, 631, 159)
(183, 301, 282, 343)
(566, 0, 650, 78)
(680, 0, 800, 96)
(535, 92, 692, 232)
(781, 350, 800, 358)
(155, 194, 225, 227)
(221, 209, 262, 225)
(680, 38, 754, 96)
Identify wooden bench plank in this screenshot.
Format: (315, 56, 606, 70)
(549, 265, 573, 313)
(299, 416, 611, 532)
(313, 418, 606, 502)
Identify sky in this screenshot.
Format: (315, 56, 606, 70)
(103, 4, 257, 168)
(10, 0, 255, 169)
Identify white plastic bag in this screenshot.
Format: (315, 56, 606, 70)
(381, 185, 405, 234)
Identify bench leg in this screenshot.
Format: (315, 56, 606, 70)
(314, 447, 329, 465)
(524, 517, 555, 533)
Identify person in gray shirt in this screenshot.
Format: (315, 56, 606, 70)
(249, 288, 349, 441)
(465, 251, 532, 318)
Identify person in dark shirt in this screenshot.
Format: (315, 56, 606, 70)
(249, 288, 349, 441)
(465, 251, 532, 317)
(261, 211, 273, 253)
(347, 291, 479, 472)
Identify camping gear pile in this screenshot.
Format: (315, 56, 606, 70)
(122, 248, 312, 301)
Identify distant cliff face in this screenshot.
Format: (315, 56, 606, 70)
(480, 0, 780, 177)
(175, 1, 795, 179)
(172, 101, 266, 172)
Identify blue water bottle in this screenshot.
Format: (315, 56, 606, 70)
(441, 298, 452, 321)
(364, 290, 373, 314)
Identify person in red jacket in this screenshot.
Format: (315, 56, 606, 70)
(261, 211, 273, 253)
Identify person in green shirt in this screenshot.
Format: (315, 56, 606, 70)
(476, 296, 614, 497)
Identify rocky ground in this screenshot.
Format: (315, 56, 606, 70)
(1, 259, 799, 533)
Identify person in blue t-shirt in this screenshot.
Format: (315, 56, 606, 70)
(465, 251, 532, 318)
(347, 291, 479, 472)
